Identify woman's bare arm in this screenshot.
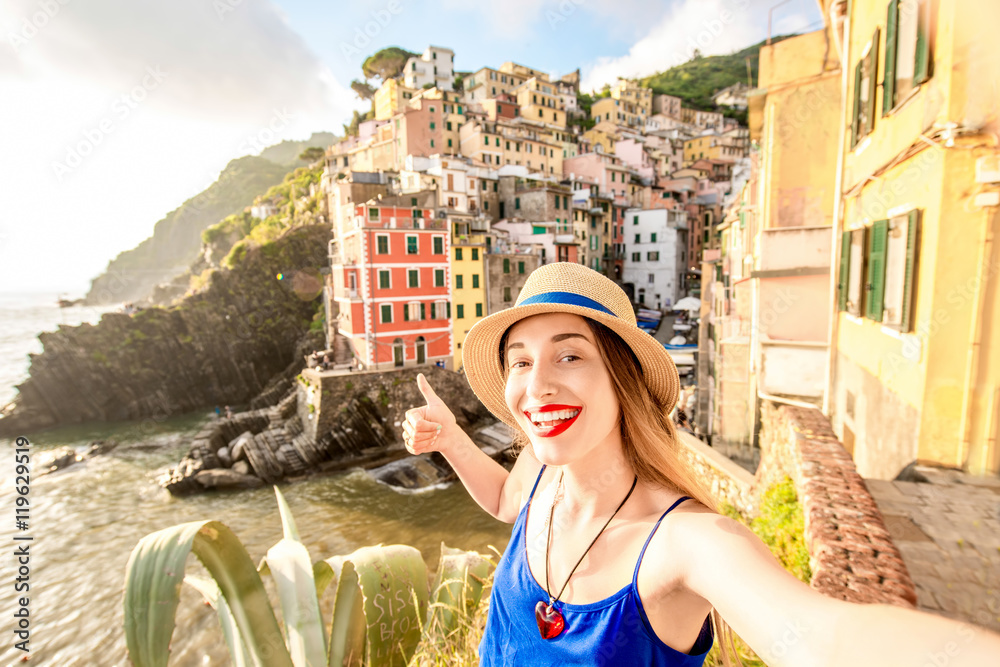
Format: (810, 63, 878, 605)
(403, 373, 542, 523)
(670, 511, 1000, 666)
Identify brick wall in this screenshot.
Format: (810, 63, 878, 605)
(679, 402, 918, 607)
(757, 401, 918, 606)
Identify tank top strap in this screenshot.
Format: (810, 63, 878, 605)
(527, 465, 547, 500)
(632, 495, 691, 586)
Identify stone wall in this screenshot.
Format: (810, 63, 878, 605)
(757, 401, 918, 606)
(677, 431, 755, 514)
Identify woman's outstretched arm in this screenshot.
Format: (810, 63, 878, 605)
(402, 373, 542, 523)
(671, 511, 1000, 666)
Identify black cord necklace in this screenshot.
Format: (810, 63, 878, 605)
(535, 470, 639, 640)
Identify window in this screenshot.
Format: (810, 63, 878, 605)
(369, 208, 380, 219)
(634, 215, 639, 225)
(376, 235, 389, 254)
(647, 251, 660, 261)
(503, 258, 510, 273)
(430, 122, 436, 130)
(456, 304, 465, 319)
(851, 29, 880, 148)
(434, 269, 445, 287)
(515, 198, 521, 210)
(484, 136, 489, 145)
(403, 302, 423, 321)
(481, 180, 487, 191)
(447, 121, 452, 130)
(430, 139, 435, 148)
(411, 197, 418, 206)
(472, 248, 479, 260)
(518, 261, 525, 274)
(408, 269, 420, 288)
(433, 236, 444, 254)
(504, 286, 512, 302)
(651, 233, 657, 242)
(493, 182, 498, 192)
(447, 139, 452, 148)
(456, 274, 463, 289)
(883, 0, 933, 114)
(635, 234, 641, 243)
(378, 269, 391, 289)
(864, 219, 888, 321)
(406, 235, 418, 254)
(476, 303, 483, 317)
(555, 195, 560, 210)
(380, 304, 392, 323)
(841, 227, 868, 316)
(648, 274, 655, 283)
(455, 247, 463, 260)
(496, 137, 500, 147)
(472, 274, 480, 288)
(632, 252, 640, 261)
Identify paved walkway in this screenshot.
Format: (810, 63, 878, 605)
(865, 468, 1000, 632)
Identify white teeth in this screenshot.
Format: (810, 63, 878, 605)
(528, 409, 580, 424)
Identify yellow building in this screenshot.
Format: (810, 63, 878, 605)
(514, 77, 567, 128)
(590, 80, 651, 130)
(374, 78, 418, 121)
(830, 0, 1000, 476)
(583, 121, 620, 154)
(450, 220, 488, 370)
(684, 135, 733, 164)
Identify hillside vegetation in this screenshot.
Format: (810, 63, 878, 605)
(84, 132, 335, 306)
(638, 36, 794, 119)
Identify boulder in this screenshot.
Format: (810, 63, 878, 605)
(232, 460, 251, 476)
(217, 446, 232, 468)
(194, 469, 265, 490)
(35, 447, 80, 475)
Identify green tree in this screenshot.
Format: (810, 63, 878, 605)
(362, 46, 418, 81)
(298, 146, 325, 163)
(350, 79, 377, 101)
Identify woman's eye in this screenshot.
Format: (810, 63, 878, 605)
(510, 360, 530, 369)
(560, 354, 580, 363)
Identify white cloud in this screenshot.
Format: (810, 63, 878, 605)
(582, 0, 768, 92)
(0, 0, 358, 294)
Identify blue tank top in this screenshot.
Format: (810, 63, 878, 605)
(479, 467, 713, 666)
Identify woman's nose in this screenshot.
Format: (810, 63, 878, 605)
(525, 361, 557, 400)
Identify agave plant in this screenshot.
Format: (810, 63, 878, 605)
(123, 487, 492, 667)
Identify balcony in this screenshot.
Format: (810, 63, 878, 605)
(453, 233, 487, 246)
(470, 219, 490, 232)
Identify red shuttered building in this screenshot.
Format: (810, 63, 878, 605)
(333, 202, 453, 369)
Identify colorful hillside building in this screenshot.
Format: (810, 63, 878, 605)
(330, 192, 453, 370)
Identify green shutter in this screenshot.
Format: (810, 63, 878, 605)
(866, 28, 880, 137)
(851, 62, 863, 147)
(914, 0, 931, 84)
(838, 231, 851, 311)
(403, 304, 410, 321)
(866, 219, 889, 321)
(446, 302, 451, 318)
(421, 303, 426, 320)
(883, 0, 898, 115)
(900, 210, 921, 331)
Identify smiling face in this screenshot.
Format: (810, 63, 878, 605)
(503, 312, 622, 466)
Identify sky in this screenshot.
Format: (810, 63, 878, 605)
(0, 0, 822, 296)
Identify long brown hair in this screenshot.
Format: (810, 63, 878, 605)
(502, 316, 741, 665)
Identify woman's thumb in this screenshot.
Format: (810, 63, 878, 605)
(417, 373, 444, 406)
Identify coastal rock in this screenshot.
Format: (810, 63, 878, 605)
(194, 469, 265, 490)
(36, 447, 80, 475)
(0, 224, 331, 437)
(231, 460, 251, 475)
(216, 446, 232, 468)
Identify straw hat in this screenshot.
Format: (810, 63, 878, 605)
(462, 262, 680, 429)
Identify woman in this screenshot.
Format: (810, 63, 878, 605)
(403, 263, 1000, 666)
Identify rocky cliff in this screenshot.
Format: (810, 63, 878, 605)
(84, 132, 336, 306)
(0, 224, 331, 436)
(159, 366, 508, 495)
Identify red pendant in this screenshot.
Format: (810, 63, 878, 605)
(535, 600, 565, 639)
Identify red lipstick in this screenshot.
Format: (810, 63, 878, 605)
(523, 404, 582, 438)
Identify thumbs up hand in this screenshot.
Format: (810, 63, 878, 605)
(403, 373, 458, 455)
